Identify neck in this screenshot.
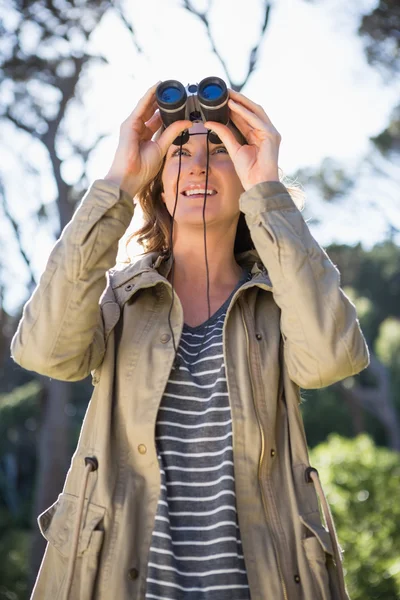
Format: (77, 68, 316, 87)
(166, 222, 242, 292)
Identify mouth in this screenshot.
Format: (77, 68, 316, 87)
(181, 188, 218, 199)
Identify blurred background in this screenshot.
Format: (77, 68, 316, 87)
(0, 0, 399, 598)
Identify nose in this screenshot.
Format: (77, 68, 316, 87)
(188, 150, 210, 175)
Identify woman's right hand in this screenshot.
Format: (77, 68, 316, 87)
(104, 82, 192, 198)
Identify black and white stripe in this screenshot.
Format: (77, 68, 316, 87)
(145, 270, 252, 600)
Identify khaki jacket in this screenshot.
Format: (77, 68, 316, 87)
(11, 179, 370, 600)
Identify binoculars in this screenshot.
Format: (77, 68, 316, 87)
(155, 77, 246, 146)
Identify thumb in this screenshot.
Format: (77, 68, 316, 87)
(156, 120, 193, 156)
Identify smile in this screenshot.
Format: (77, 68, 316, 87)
(182, 189, 218, 197)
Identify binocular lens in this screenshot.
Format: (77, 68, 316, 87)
(160, 86, 184, 104)
(156, 80, 187, 111)
(201, 83, 224, 101)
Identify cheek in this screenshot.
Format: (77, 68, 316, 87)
(161, 164, 178, 195)
(222, 164, 243, 194)
(161, 168, 179, 213)
(161, 172, 171, 204)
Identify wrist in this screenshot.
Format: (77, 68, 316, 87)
(243, 174, 280, 192)
(103, 172, 140, 198)
(104, 172, 124, 187)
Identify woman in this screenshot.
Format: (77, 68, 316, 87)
(11, 82, 370, 600)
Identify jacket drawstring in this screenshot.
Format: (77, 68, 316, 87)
(306, 467, 348, 600)
(62, 457, 98, 600)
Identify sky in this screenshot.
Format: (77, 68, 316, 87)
(82, 0, 399, 256)
(87, 0, 396, 173)
(1, 0, 400, 313)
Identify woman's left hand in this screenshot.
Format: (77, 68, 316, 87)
(204, 89, 281, 192)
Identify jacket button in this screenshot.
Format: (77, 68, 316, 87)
(160, 333, 171, 343)
(255, 333, 262, 340)
(128, 567, 139, 580)
(138, 444, 147, 455)
(270, 449, 276, 457)
(294, 574, 301, 584)
(125, 284, 133, 291)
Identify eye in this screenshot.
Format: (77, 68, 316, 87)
(213, 146, 229, 154)
(171, 148, 190, 157)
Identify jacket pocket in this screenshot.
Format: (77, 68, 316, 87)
(37, 492, 106, 600)
(300, 514, 336, 600)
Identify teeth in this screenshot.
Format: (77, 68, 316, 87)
(183, 189, 217, 196)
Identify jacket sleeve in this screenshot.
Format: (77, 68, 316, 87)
(240, 181, 370, 389)
(10, 179, 135, 382)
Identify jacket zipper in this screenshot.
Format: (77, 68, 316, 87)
(239, 301, 289, 600)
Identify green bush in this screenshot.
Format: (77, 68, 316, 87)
(0, 527, 30, 599)
(310, 435, 400, 600)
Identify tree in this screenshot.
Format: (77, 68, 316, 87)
(0, 382, 41, 600)
(0, 0, 114, 582)
(298, 0, 400, 449)
(310, 434, 400, 599)
(301, 241, 400, 451)
(300, 0, 400, 228)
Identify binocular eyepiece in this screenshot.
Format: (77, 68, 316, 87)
(156, 77, 246, 146)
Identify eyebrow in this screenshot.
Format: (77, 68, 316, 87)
(168, 135, 225, 152)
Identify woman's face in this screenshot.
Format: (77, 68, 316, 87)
(161, 121, 244, 226)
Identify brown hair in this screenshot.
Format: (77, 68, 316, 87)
(126, 160, 305, 258)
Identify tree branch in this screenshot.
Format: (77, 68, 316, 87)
(333, 352, 400, 451)
(112, 1, 144, 54)
(182, 0, 272, 91)
(0, 179, 36, 290)
(4, 110, 39, 140)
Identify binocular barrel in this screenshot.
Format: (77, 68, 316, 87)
(156, 77, 230, 145)
(197, 77, 229, 124)
(156, 81, 188, 129)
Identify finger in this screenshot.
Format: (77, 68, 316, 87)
(228, 98, 268, 131)
(228, 109, 253, 140)
(127, 81, 161, 124)
(129, 100, 158, 137)
(145, 110, 162, 132)
(137, 99, 159, 127)
(228, 89, 271, 124)
(156, 120, 193, 156)
(142, 112, 162, 141)
(203, 121, 241, 158)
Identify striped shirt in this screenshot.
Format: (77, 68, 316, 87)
(145, 268, 252, 600)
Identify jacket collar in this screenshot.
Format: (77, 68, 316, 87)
(109, 249, 272, 292)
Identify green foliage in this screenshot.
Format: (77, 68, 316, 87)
(301, 387, 355, 448)
(375, 317, 400, 369)
(0, 378, 91, 598)
(376, 317, 400, 423)
(343, 286, 375, 344)
(0, 382, 42, 599)
(301, 239, 400, 452)
(373, 316, 400, 423)
(359, 0, 400, 74)
(327, 241, 400, 343)
(310, 435, 400, 600)
(0, 527, 30, 600)
(0, 382, 41, 526)
(301, 389, 389, 451)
